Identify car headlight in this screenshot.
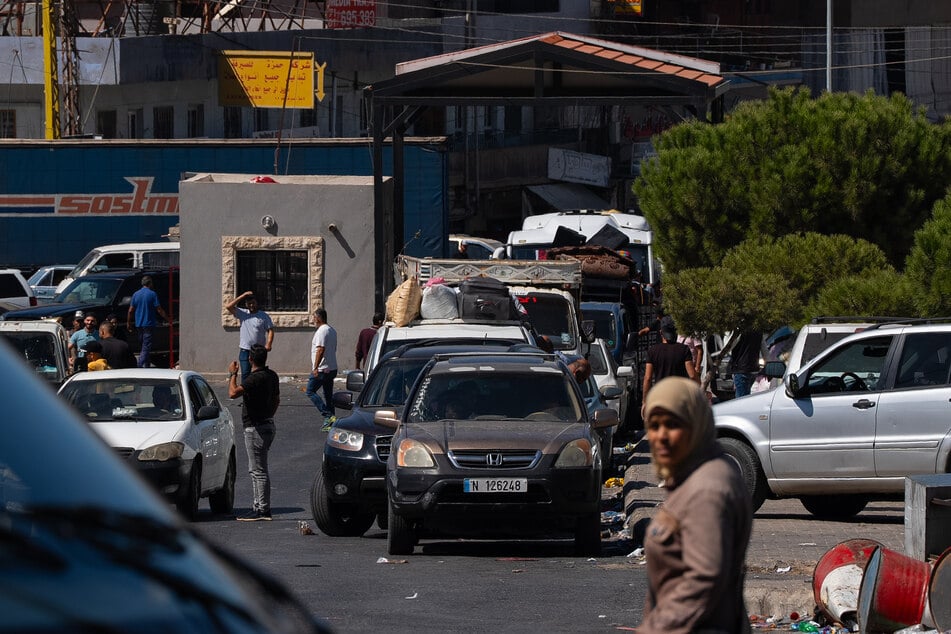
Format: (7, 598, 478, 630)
(138, 441, 184, 462)
(554, 438, 593, 468)
(328, 428, 364, 452)
(396, 439, 435, 468)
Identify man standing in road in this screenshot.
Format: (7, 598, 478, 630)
(307, 307, 338, 431)
(228, 344, 279, 521)
(729, 329, 762, 398)
(641, 322, 697, 418)
(354, 311, 383, 370)
(68, 313, 99, 373)
(225, 291, 275, 382)
(99, 320, 135, 369)
(127, 275, 170, 368)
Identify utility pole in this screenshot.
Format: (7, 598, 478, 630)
(41, 0, 82, 139)
(42, 0, 60, 139)
(826, 0, 832, 92)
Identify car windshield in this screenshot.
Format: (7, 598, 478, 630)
(361, 358, 431, 407)
(407, 370, 583, 423)
(0, 332, 59, 380)
(587, 343, 608, 375)
(60, 379, 184, 421)
(54, 278, 122, 305)
(586, 311, 617, 346)
(514, 294, 575, 350)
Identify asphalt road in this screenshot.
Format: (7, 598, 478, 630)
(192, 376, 650, 633)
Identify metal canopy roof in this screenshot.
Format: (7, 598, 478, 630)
(368, 31, 730, 107)
(368, 32, 729, 309)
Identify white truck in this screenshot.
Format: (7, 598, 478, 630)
(504, 210, 659, 284)
(362, 255, 586, 374)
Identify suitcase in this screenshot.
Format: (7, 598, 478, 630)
(458, 277, 514, 320)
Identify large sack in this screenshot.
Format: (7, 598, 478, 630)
(421, 283, 459, 319)
(386, 277, 422, 327)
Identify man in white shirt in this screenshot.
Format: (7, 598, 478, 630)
(225, 291, 275, 382)
(306, 307, 338, 431)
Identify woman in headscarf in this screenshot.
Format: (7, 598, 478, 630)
(638, 376, 753, 634)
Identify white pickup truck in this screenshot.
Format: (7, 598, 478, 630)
(362, 255, 586, 374)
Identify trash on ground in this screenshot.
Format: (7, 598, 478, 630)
(405, 592, 418, 599)
(376, 557, 408, 564)
(604, 477, 624, 487)
(298, 520, 315, 535)
(776, 565, 791, 573)
(627, 547, 645, 558)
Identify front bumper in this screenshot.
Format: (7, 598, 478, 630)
(389, 466, 601, 531)
(323, 438, 390, 510)
(127, 455, 190, 499)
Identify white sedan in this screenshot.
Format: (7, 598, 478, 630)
(58, 368, 236, 520)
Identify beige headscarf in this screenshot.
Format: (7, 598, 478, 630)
(644, 376, 718, 483)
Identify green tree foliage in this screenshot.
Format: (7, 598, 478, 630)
(905, 193, 951, 316)
(808, 270, 917, 320)
(635, 88, 951, 272)
(662, 267, 798, 336)
(664, 233, 891, 335)
(720, 233, 891, 322)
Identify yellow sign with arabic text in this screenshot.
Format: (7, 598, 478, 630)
(218, 51, 315, 109)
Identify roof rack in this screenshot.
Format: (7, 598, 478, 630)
(863, 317, 951, 331)
(809, 316, 906, 324)
(431, 351, 556, 362)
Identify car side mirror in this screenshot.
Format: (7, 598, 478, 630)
(119, 296, 132, 306)
(331, 391, 353, 411)
(345, 371, 365, 392)
(616, 365, 634, 378)
(591, 408, 619, 429)
(196, 405, 220, 421)
(374, 409, 399, 429)
(784, 372, 804, 398)
(764, 361, 786, 379)
(600, 385, 623, 400)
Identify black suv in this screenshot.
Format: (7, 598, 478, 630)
(312, 342, 524, 537)
(380, 351, 618, 556)
(1, 269, 179, 367)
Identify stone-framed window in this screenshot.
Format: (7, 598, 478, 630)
(222, 236, 323, 328)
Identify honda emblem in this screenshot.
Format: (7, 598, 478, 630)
(486, 453, 503, 466)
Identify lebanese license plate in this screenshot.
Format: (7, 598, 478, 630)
(464, 478, 527, 493)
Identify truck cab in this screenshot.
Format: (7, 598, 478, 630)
(504, 210, 658, 284)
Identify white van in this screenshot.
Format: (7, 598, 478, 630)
(55, 242, 180, 294)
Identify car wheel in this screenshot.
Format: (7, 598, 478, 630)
(387, 499, 416, 556)
(800, 495, 869, 520)
(208, 450, 236, 515)
(574, 511, 601, 557)
(719, 438, 768, 512)
(176, 458, 201, 521)
(309, 469, 375, 537)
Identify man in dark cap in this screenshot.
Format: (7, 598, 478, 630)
(641, 321, 697, 418)
(82, 340, 110, 371)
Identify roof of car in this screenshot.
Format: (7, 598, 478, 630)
(74, 268, 177, 280)
(381, 341, 532, 362)
(61, 368, 194, 383)
(426, 351, 561, 374)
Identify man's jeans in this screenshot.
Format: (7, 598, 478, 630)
(238, 348, 251, 382)
(244, 422, 276, 513)
(136, 327, 154, 368)
(306, 370, 337, 418)
(733, 372, 754, 398)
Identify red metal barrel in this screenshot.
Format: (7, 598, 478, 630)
(928, 546, 951, 630)
(857, 546, 933, 633)
(812, 539, 882, 624)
